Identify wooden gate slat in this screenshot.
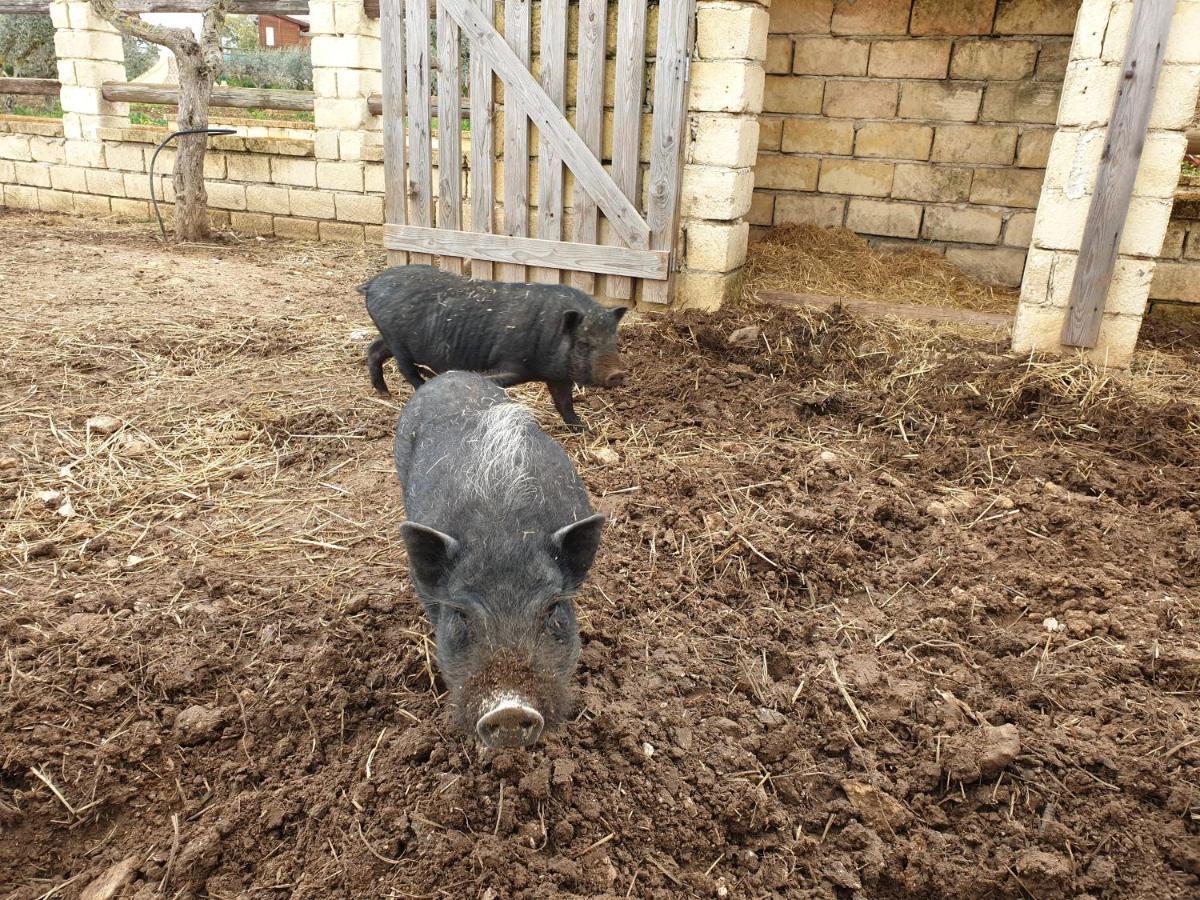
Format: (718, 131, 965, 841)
(532, 0, 567, 284)
(437, 1, 464, 274)
(497, 0, 531, 283)
(405, 0, 433, 265)
(605, 0, 646, 301)
(569, 0, 606, 293)
(442, 0, 650, 250)
(380, 0, 407, 266)
(469, 0, 496, 280)
(643, 0, 696, 305)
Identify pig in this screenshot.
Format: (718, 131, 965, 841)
(393, 370, 606, 748)
(359, 264, 628, 430)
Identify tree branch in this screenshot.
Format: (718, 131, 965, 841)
(200, 0, 233, 71)
(89, 0, 198, 54)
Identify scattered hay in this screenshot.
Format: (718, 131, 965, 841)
(741, 224, 1019, 313)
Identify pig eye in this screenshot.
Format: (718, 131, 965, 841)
(544, 601, 571, 637)
(442, 607, 471, 648)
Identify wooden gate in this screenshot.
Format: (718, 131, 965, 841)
(379, 0, 696, 304)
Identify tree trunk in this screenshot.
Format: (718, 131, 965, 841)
(173, 46, 214, 242)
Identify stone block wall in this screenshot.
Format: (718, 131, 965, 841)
(1151, 182, 1200, 307)
(753, 0, 1080, 286)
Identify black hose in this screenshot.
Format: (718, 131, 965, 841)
(148, 127, 237, 241)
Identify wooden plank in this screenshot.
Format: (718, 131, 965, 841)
(383, 224, 670, 279)
(437, 1, 464, 274)
(497, 0, 531, 283)
(1061, 0, 1179, 348)
(405, 0, 434, 265)
(569, 0, 605, 294)
(0, 0, 312, 11)
(441, 0, 650, 250)
(367, 93, 446, 117)
(380, 0, 407, 266)
(758, 290, 1014, 330)
(642, 0, 696, 305)
(531, 0, 567, 284)
(102, 82, 313, 111)
(469, 0, 496, 280)
(604, 0, 646, 300)
(0, 77, 60, 96)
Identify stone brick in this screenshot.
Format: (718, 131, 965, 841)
(681, 166, 756, 218)
(970, 167, 1044, 207)
(845, 198, 922, 238)
(766, 36, 793, 74)
(819, 158, 894, 196)
(111, 198, 150, 220)
(364, 162, 385, 194)
(29, 137, 65, 165)
(83, 168, 124, 197)
(981, 82, 1061, 124)
(1057, 61, 1120, 127)
(689, 116, 760, 168)
(1040, 129, 1103, 195)
(892, 163, 973, 202)
(0, 134, 33, 162)
(1166, 2, 1200, 64)
(37, 189, 74, 213)
(319, 221, 366, 242)
(831, 0, 910, 35)
(73, 193, 112, 216)
(685, 220, 750, 271)
(314, 131, 340, 160)
(911, 0, 997, 36)
(335, 192, 383, 224)
(226, 153, 272, 183)
(14, 162, 51, 188)
(931, 124, 1018, 165)
(1133, 132, 1188, 200)
(1015, 128, 1054, 167)
(994, 0, 1079, 35)
(245, 184, 292, 215)
(53, 28, 124, 63)
(204, 153, 226, 180)
(230, 212, 276, 236)
(122, 172, 153, 200)
(748, 191, 775, 226)
(946, 246, 1027, 286)
(782, 117, 854, 154)
(763, 76, 824, 113)
(1160, 222, 1187, 259)
(950, 40, 1038, 80)
(855, 122, 934, 160)
(792, 37, 870, 76)
(1149, 65, 1200, 130)
(1187, 226, 1200, 260)
(696, 5, 769, 60)
(1030, 190, 1089, 251)
(775, 193, 847, 227)
(1151, 261, 1200, 302)
(1003, 211, 1036, 247)
(290, 189, 337, 219)
(104, 142, 146, 172)
(898, 82, 983, 121)
(364, 225, 384, 246)
(754, 154, 820, 191)
(672, 270, 740, 312)
(272, 157, 318, 188)
(0, 160, 12, 182)
(3, 184, 39, 210)
(1099, 3, 1134, 63)
(206, 181, 248, 211)
(759, 116, 784, 150)
(1120, 198, 1175, 257)
(689, 61, 765, 114)
(1035, 40, 1070, 81)
(823, 79, 898, 118)
(923, 204, 1003, 243)
(868, 39, 952, 79)
(769, 0, 834, 34)
(316, 161, 365, 192)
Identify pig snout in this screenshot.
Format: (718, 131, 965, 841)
(476, 694, 545, 749)
(594, 355, 626, 388)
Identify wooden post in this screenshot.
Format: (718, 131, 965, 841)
(1060, 0, 1178, 348)
(380, 0, 407, 265)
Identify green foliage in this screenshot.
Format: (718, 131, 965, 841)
(0, 13, 57, 79)
(3, 100, 63, 118)
(220, 48, 312, 90)
(123, 35, 158, 80)
(221, 15, 260, 52)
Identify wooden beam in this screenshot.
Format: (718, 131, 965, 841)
(1060, 0, 1179, 349)
(380, 0, 407, 265)
(0, 77, 61, 96)
(383, 224, 670, 279)
(757, 290, 1015, 330)
(102, 81, 314, 111)
(0, 0, 312, 11)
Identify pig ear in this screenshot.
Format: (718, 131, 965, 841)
(610, 306, 628, 324)
(550, 513, 606, 589)
(561, 309, 584, 336)
(400, 521, 460, 595)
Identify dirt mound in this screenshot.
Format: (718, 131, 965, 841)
(1, 214, 1199, 899)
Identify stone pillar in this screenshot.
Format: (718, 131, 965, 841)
(309, 0, 383, 162)
(1011, 0, 1200, 367)
(49, 0, 130, 168)
(673, 0, 769, 310)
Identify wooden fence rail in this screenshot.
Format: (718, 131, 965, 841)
(102, 81, 315, 111)
(0, 77, 61, 96)
(0, 0, 389, 16)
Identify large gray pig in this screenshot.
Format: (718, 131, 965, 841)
(393, 371, 605, 748)
(359, 265, 627, 430)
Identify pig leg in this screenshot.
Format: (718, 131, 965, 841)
(391, 345, 427, 391)
(485, 371, 526, 388)
(547, 380, 585, 431)
(367, 338, 392, 394)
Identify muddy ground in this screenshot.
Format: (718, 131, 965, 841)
(1, 211, 1198, 899)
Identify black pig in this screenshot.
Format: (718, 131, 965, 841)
(393, 371, 605, 748)
(359, 264, 627, 430)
